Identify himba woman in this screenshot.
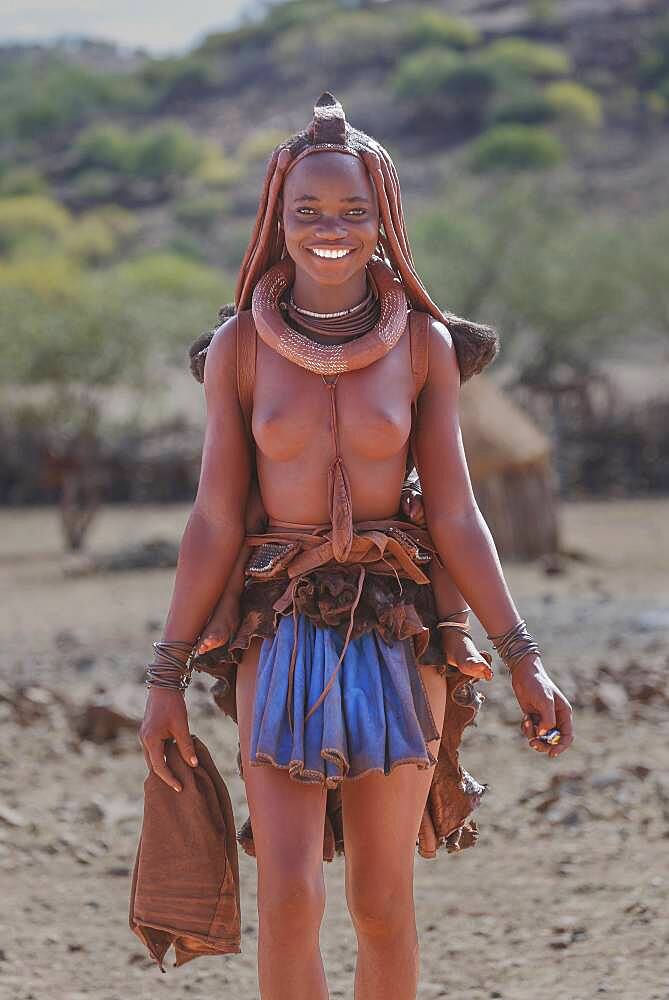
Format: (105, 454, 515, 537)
(139, 93, 574, 999)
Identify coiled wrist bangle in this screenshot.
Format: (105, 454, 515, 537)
(436, 621, 474, 643)
(145, 639, 198, 692)
(487, 619, 541, 674)
(436, 607, 471, 625)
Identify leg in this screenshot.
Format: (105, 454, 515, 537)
(341, 662, 447, 1000)
(236, 636, 330, 1000)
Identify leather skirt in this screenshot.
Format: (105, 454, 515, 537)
(193, 528, 487, 861)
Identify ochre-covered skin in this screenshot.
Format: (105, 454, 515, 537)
(140, 103, 572, 794)
(137, 91, 574, 993)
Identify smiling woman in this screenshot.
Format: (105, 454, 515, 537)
(137, 91, 574, 998)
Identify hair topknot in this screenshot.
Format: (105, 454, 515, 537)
(190, 92, 498, 383)
(310, 90, 348, 145)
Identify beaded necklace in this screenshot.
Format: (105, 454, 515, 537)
(279, 279, 380, 342)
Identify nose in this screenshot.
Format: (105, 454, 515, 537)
(313, 215, 348, 240)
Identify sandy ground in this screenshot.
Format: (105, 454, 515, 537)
(0, 498, 668, 1000)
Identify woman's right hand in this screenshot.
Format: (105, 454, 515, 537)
(138, 689, 199, 792)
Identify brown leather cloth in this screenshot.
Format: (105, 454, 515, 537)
(129, 735, 241, 972)
(193, 516, 488, 863)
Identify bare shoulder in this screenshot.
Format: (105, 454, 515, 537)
(203, 314, 238, 394)
(425, 315, 460, 391)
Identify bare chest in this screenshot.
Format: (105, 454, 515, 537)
(251, 331, 415, 463)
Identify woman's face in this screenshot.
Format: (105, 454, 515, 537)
(280, 151, 380, 287)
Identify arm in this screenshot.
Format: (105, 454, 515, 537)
(427, 557, 493, 681)
(194, 472, 268, 657)
(401, 472, 492, 680)
(228, 472, 268, 597)
(139, 317, 253, 789)
(161, 318, 253, 642)
(413, 319, 573, 756)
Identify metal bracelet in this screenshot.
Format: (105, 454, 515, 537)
(436, 607, 471, 625)
(145, 639, 198, 692)
(436, 621, 474, 641)
(487, 619, 541, 674)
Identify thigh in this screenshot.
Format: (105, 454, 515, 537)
(236, 636, 328, 873)
(341, 662, 447, 878)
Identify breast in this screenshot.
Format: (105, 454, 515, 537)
(251, 333, 415, 464)
(253, 399, 412, 462)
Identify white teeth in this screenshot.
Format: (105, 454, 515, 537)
(310, 247, 352, 259)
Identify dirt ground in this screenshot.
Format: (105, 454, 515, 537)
(0, 498, 668, 1000)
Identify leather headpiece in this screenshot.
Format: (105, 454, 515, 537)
(283, 91, 361, 180)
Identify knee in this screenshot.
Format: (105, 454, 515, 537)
(259, 866, 326, 940)
(347, 879, 415, 941)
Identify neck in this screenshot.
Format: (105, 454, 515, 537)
(291, 266, 369, 314)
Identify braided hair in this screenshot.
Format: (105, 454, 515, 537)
(188, 92, 498, 384)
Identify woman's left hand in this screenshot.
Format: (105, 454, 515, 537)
(511, 655, 574, 757)
(440, 630, 494, 682)
(194, 588, 241, 657)
(400, 486, 426, 527)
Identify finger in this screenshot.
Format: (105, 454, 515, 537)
(479, 649, 494, 679)
(174, 725, 199, 768)
(522, 713, 551, 752)
(145, 738, 182, 792)
(536, 696, 557, 736)
(412, 495, 426, 520)
(550, 698, 574, 756)
(458, 656, 494, 681)
(520, 714, 535, 739)
(196, 633, 227, 655)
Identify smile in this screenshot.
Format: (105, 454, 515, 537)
(307, 247, 354, 259)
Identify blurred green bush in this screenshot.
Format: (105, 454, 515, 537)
(174, 192, 228, 232)
(0, 167, 48, 196)
(140, 55, 228, 102)
(202, 0, 338, 53)
(392, 48, 498, 130)
(237, 129, 287, 164)
(544, 81, 603, 128)
(477, 38, 571, 80)
(74, 122, 205, 183)
(273, 10, 408, 77)
(0, 56, 148, 140)
(0, 195, 70, 255)
(0, 251, 230, 387)
(392, 48, 463, 100)
(468, 124, 565, 170)
(489, 92, 556, 126)
(404, 11, 480, 51)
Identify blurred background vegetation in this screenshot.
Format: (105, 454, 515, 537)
(0, 0, 667, 550)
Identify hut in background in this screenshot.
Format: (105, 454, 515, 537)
(459, 376, 558, 559)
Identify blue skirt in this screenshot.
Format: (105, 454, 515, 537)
(248, 612, 441, 788)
